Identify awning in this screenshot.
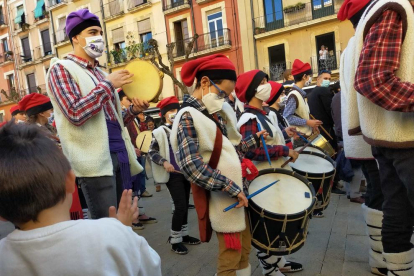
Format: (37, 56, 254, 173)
(34, 0, 45, 19)
(14, 9, 24, 24)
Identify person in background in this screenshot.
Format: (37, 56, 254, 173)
(319, 45, 328, 71)
(282, 69, 294, 87)
(137, 112, 148, 132)
(146, 118, 155, 131)
(0, 123, 162, 276)
(10, 105, 26, 123)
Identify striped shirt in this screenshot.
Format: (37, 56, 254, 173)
(283, 84, 308, 126)
(176, 95, 259, 197)
(48, 54, 136, 126)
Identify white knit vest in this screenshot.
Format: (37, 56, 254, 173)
(340, 37, 374, 159)
(151, 126, 172, 184)
(170, 106, 246, 233)
(353, 0, 414, 148)
(237, 112, 289, 170)
(288, 90, 312, 136)
(46, 58, 118, 177)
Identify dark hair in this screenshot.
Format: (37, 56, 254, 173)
(145, 116, 154, 123)
(294, 70, 312, 83)
(0, 123, 71, 224)
(195, 79, 224, 89)
(27, 115, 57, 136)
(283, 69, 292, 81)
(318, 69, 332, 76)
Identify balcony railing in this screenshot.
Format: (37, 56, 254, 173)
(263, 62, 292, 81)
(104, 0, 124, 20)
(311, 50, 341, 73)
(33, 9, 49, 23)
(254, 0, 344, 34)
(17, 49, 34, 67)
(48, 0, 67, 9)
(14, 14, 29, 32)
(169, 28, 232, 58)
(56, 29, 70, 44)
(162, 0, 189, 12)
(128, 0, 150, 11)
(0, 52, 14, 64)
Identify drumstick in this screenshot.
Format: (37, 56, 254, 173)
(310, 114, 333, 140)
(257, 123, 272, 167)
(295, 131, 310, 144)
(173, 170, 182, 174)
(280, 141, 311, 168)
(223, 180, 280, 212)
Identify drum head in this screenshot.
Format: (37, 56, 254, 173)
(290, 152, 334, 174)
(136, 130, 152, 153)
(249, 173, 313, 215)
(296, 145, 325, 155)
(122, 60, 164, 102)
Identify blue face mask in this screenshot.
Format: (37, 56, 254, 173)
(321, 80, 330, 87)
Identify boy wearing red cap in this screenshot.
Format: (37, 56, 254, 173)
(267, 81, 289, 133)
(170, 54, 266, 276)
(283, 59, 322, 147)
(10, 105, 26, 123)
(338, 0, 414, 275)
(46, 9, 149, 219)
(148, 96, 200, 255)
(235, 70, 302, 276)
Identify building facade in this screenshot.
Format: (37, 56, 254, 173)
(238, 0, 353, 81)
(162, 0, 244, 99)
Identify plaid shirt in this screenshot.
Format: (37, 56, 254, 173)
(48, 54, 136, 126)
(148, 126, 169, 166)
(225, 97, 242, 120)
(240, 106, 289, 161)
(283, 85, 308, 126)
(176, 95, 258, 197)
(355, 10, 414, 112)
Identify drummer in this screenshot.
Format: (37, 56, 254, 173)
(235, 70, 303, 276)
(46, 9, 149, 219)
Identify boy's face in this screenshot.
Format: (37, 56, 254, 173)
(147, 121, 155, 130)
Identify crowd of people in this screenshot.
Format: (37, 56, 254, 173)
(1, 0, 414, 275)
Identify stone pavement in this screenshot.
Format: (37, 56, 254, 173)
(0, 175, 376, 276)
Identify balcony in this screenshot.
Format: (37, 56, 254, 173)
(169, 28, 232, 60)
(128, 0, 151, 12)
(55, 29, 70, 47)
(103, 0, 125, 22)
(162, 0, 190, 15)
(0, 51, 14, 66)
(0, 14, 8, 29)
(33, 11, 49, 26)
(311, 50, 341, 73)
(254, 0, 344, 36)
(108, 42, 153, 68)
(263, 61, 292, 81)
(34, 43, 55, 62)
(14, 15, 30, 34)
(17, 49, 35, 69)
(48, 0, 68, 11)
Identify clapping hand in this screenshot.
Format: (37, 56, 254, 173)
(109, 189, 139, 227)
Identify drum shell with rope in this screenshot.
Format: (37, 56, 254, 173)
(248, 168, 316, 256)
(136, 130, 152, 153)
(289, 151, 336, 212)
(295, 144, 325, 155)
(307, 133, 336, 157)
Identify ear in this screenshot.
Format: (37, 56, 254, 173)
(200, 76, 210, 89)
(65, 170, 76, 194)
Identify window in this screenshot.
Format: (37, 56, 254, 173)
(41, 29, 52, 55)
(138, 19, 152, 54)
(207, 12, 223, 47)
(268, 44, 287, 81)
(263, 0, 283, 31)
(21, 37, 32, 62)
(34, 0, 46, 20)
(56, 17, 67, 43)
(111, 27, 126, 64)
(173, 19, 188, 57)
(14, 5, 25, 26)
(0, 6, 5, 25)
(7, 74, 15, 91)
(26, 73, 37, 93)
(312, 0, 334, 19)
(1, 38, 8, 52)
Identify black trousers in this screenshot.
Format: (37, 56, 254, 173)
(372, 146, 414, 253)
(167, 173, 191, 232)
(360, 159, 384, 211)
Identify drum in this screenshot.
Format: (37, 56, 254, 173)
(248, 168, 316, 256)
(295, 144, 325, 155)
(136, 130, 152, 153)
(307, 133, 336, 157)
(122, 60, 164, 103)
(289, 151, 336, 212)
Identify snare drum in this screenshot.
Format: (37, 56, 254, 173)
(248, 168, 316, 256)
(295, 144, 325, 155)
(289, 151, 336, 212)
(307, 133, 336, 157)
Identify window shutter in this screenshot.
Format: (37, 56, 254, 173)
(138, 19, 151, 34)
(112, 27, 124, 44)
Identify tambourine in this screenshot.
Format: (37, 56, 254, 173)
(122, 60, 164, 103)
(136, 130, 152, 153)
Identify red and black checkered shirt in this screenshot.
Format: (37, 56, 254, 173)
(354, 10, 414, 112)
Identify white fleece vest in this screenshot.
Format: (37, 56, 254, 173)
(151, 126, 172, 184)
(237, 112, 290, 171)
(288, 90, 312, 136)
(46, 58, 117, 177)
(170, 105, 245, 233)
(340, 38, 374, 159)
(353, 0, 414, 148)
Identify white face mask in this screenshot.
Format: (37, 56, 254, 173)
(17, 120, 25, 124)
(82, 35, 105, 59)
(168, 113, 176, 123)
(255, 83, 272, 102)
(202, 86, 225, 114)
(305, 76, 312, 87)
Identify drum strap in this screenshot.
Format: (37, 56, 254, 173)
(244, 109, 274, 138)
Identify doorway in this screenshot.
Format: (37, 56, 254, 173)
(315, 32, 337, 72)
(268, 44, 286, 81)
(174, 20, 189, 57)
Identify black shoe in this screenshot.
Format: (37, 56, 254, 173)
(280, 261, 303, 273)
(171, 243, 188, 255)
(331, 188, 346, 195)
(132, 222, 145, 230)
(313, 211, 324, 218)
(188, 204, 195, 209)
(139, 216, 158, 224)
(182, 235, 201, 245)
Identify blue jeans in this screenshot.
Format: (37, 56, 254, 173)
(372, 146, 414, 253)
